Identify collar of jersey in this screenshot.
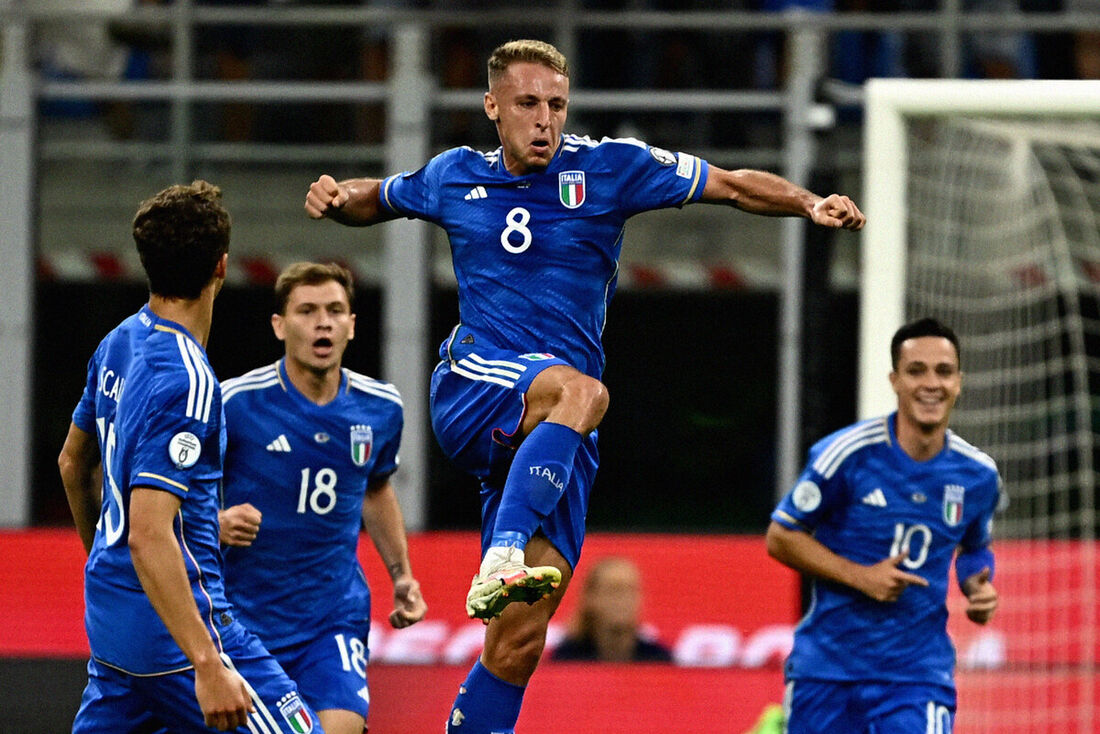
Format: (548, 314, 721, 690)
(276, 357, 348, 409)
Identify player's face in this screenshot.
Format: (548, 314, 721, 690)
(484, 61, 569, 176)
(890, 336, 961, 434)
(272, 280, 355, 375)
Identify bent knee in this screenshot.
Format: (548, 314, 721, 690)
(526, 368, 610, 435)
(560, 375, 609, 428)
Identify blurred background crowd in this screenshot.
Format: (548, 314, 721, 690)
(36, 0, 1100, 149)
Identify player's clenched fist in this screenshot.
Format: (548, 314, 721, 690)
(305, 174, 349, 218)
(811, 193, 865, 230)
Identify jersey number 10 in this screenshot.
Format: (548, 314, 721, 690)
(889, 522, 933, 570)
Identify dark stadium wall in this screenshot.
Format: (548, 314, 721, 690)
(31, 282, 859, 532)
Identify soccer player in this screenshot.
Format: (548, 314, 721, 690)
(304, 39, 865, 734)
(218, 261, 427, 734)
(766, 317, 1001, 733)
(58, 181, 324, 733)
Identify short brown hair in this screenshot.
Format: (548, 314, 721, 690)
(132, 180, 230, 300)
(487, 39, 569, 88)
(273, 262, 355, 314)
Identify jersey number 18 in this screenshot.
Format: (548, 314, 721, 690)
(297, 467, 338, 515)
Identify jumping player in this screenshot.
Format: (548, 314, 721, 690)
(305, 39, 865, 734)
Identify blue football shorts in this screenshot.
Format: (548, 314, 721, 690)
(429, 338, 599, 570)
(73, 620, 322, 734)
(784, 678, 956, 734)
(271, 620, 371, 720)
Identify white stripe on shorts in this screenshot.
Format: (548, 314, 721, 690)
(219, 653, 283, 734)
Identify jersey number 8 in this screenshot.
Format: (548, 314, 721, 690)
(500, 207, 533, 254)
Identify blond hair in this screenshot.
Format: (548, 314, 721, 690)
(487, 39, 569, 87)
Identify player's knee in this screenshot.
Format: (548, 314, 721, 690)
(560, 375, 609, 431)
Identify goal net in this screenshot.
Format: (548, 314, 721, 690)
(860, 80, 1100, 734)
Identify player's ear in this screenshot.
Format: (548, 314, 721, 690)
(484, 91, 499, 122)
(271, 313, 286, 342)
(347, 313, 356, 341)
(215, 253, 228, 279)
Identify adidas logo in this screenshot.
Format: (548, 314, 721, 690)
(265, 435, 291, 452)
(861, 488, 887, 507)
(464, 186, 488, 201)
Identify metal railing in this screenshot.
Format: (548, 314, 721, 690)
(4, 2, 1100, 529)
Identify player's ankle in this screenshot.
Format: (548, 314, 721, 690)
(480, 543, 526, 576)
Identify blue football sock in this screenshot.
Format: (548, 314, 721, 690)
(446, 660, 525, 734)
(490, 421, 583, 550)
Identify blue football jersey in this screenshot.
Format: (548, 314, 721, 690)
(772, 413, 1001, 688)
(380, 135, 709, 378)
(220, 359, 403, 651)
(71, 305, 229, 676)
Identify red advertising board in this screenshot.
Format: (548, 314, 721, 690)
(0, 530, 798, 731)
(4, 530, 1098, 732)
(0, 530, 800, 665)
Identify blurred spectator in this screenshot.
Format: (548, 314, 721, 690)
(831, 0, 1037, 84)
(1067, 0, 1100, 78)
(552, 556, 673, 663)
(36, 0, 139, 138)
(964, 0, 1037, 79)
(195, 0, 377, 143)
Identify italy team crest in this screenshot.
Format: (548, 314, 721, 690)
(350, 424, 373, 467)
(559, 171, 586, 209)
(277, 692, 314, 733)
(943, 484, 965, 526)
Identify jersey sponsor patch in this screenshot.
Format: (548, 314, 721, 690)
(351, 424, 373, 466)
(559, 170, 586, 209)
(676, 151, 695, 179)
(649, 146, 676, 165)
(943, 484, 965, 526)
(168, 431, 201, 469)
(792, 481, 822, 512)
(277, 691, 314, 733)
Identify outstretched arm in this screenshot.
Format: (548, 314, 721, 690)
(304, 174, 401, 227)
(58, 422, 101, 554)
(766, 520, 928, 602)
(362, 478, 427, 629)
(700, 166, 865, 230)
